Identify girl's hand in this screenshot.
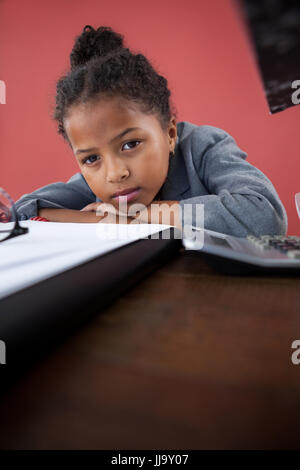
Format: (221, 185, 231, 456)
(80, 202, 104, 212)
(80, 202, 129, 216)
(80, 202, 137, 224)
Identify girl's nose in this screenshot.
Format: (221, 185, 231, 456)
(105, 159, 130, 183)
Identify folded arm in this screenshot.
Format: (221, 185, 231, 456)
(15, 173, 96, 220)
(178, 129, 288, 237)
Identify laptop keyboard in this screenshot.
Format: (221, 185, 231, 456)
(246, 235, 300, 258)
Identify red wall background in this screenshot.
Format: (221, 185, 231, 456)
(1, 0, 299, 234)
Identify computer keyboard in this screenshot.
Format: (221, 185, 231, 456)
(183, 229, 300, 274)
(182, 195, 300, 273)
(246, 235, 300, 258)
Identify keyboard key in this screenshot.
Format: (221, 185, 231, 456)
(287, 250, 300, 259)
(246, 235, 300, 256)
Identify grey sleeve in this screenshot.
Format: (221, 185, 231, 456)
(179, 127, 288, 237)
(15, 172, 97, 220)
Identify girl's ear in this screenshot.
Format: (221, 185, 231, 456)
(167, 116, 177, 149)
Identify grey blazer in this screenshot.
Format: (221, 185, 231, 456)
(15, 121, 288, 237)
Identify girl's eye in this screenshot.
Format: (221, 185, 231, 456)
(122, 140, 141, 151)
(82, 141, 141, 166)
(83, 155, 100, 166)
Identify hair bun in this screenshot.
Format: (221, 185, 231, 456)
(70, 25, 124, 69)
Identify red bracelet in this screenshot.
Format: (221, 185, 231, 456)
(30, 216, 50, 222)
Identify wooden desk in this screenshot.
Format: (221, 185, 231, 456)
(0, 247, 300, 449)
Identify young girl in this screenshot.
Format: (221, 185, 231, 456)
(15, 25, 287, 237)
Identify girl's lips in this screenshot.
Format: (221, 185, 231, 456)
(112, 188, 141, 203)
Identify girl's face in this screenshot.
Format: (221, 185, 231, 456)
(64, 96, 177, 209)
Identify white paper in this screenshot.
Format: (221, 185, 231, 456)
(0, 220, 173, 300)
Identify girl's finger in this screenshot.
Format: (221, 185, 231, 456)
(80, 203, 100, 211)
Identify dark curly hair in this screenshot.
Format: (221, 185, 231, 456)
(52, 25, 178, 145)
